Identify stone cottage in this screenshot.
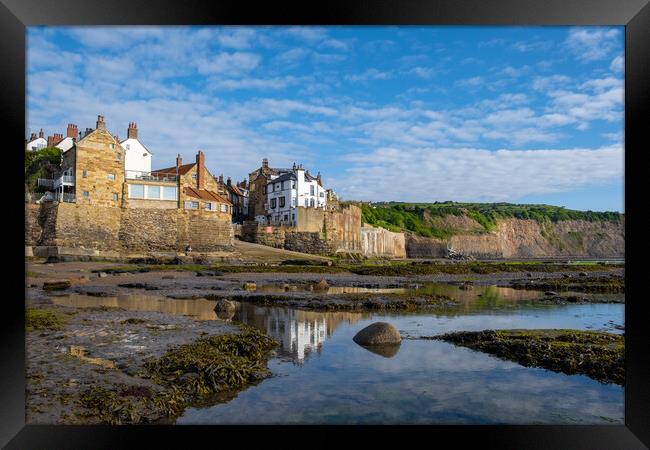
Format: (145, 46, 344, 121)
(26, 115, 234, 255)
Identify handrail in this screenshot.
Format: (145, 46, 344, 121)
(125, 170, 178, 182)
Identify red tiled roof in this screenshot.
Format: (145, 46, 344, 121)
(183, 186, 232, 205)
(228, 184, 245, 196)
(152, 163, 195, 175)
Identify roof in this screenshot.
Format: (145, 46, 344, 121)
(268, 172, 296, 184)
(227, 184, 246, 196)
(183, 186, 232, 205)
(248, 166, 292, 177)
(152, 163, 195, 175)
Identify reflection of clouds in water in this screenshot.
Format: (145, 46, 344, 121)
(179, 337, 623, 425)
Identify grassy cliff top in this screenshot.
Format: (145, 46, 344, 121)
(346, 201, 622, 239)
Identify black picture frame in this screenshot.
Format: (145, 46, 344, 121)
(3, 0, 648, 448)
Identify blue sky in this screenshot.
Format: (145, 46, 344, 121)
(27, 26, 624, 212)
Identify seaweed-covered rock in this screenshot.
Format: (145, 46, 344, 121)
(43, 280, 71, 291)
(313, 279, 329, 291)
(353, 322, 401, 346)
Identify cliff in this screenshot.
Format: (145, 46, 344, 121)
(359, 202, 624, 259)
(404, 216, 624, 259)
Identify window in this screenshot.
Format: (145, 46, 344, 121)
(126, 144, 130, 150)
(276, 183, 281, 191)
(292, 181, 296, 189)
(109, 143, 115, 149)
(310, 185, 315, 195)
(107, 173, 115, 181)
(221, 204, 227, 213)
(192, 173, 197, 180)
(320, 192, 324, 197)
(304, 199, 308, 207)
(284, 215, 288, 221)
(163, 186, 177, 201)
(279, 196, 285, 208)
(184, 201, 199, 209)
(270, 198, 277, 209)
(292, 214, 295, 220)
(82, 170, 87, 178)
(291, 198, 296, 207)
(82, 191, 89, 198)
(113, 193, 119, 201)
(310, 198, 315, 207)
(147, 185, 161, 199)
(205, 202, 214, 211)
(130, 184, 145, 199)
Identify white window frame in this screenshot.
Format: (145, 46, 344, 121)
(220, 204, 227, 213)
(129, 184, 145, 199)
(163, 186, 177, 201)
(146, 185, 161, 199)
(107, 173, 115, 181)
(184, 200, 199, 210)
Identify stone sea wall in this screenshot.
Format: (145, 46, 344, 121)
(361, 225, 406, 258)
(26, 202, 234, 253)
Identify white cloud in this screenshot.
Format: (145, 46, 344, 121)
(456, 76, 484, 88)
(345, 68, 392, 82)
(610, 55, 624, 72)
(208, 77, 297, 90)
(283, 27, 328, 42)
(196, 52, 260, 74)
(565, 27, 621, 62)
(216, 28, 256, 49)
(335, 145, 623, 203)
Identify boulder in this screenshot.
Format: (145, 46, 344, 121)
(313, 279, 329, 291)
(579, 272, 588, 277)
(214, 299, 236, 312)
(243, 282, 257, 291)
(353, 322, 402, 346)
(544, 291, 559, 296)
(98, 272, 108, 278)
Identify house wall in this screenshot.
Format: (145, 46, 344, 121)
(121, 138, 152, 173)
(71, 129, 125, 207)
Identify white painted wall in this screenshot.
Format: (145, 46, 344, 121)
(26, 137, 47, 151)
(265, 168, 327, 224)
(55, 137, 75, 152)
(121, 138, 152, 173)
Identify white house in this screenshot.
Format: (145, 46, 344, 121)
(55, 124, 78, 152)
(25, 129, 46, 151)
(120, 122, 152, 175)
(265, 163, 327, 225)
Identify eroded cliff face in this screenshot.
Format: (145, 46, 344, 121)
(405, 216, 624, 259)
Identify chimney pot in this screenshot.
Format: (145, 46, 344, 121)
(96, 114, 106, 130)
(38, 128, 44, 138)
(227, 176, 231, 186)
(127, 121, 138, 139)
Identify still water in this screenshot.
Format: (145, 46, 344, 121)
(53, 284, 625, 424)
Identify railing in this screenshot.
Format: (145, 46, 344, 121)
(126, 170, 178, 182)
(32, 191, 75, 203)
(37, 175, 75, 189)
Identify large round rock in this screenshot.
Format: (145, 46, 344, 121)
(353, 322, 401, 346)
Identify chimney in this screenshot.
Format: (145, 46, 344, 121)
(113, 135, 120, 142)
(47, 135, 55, 147)
(226, 176, 232, 186)
(38, 128, 44, 138)
(262, 158, 269, 169)
(96, 114, 105, 130)
(317, 171, 322, 185)
(219, 174, 224, 184)
(196, 150, 205, 190)
(127, 122, 138, 139)
(176, 154, 182, 170)
(30, 132, 37, 141)
(84, 128, 92, 137)
(67, 123, 78, 138)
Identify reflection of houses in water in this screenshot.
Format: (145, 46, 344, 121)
(235, 305, 361, 364)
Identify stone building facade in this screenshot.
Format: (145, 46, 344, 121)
(27, 115, 234, 254)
